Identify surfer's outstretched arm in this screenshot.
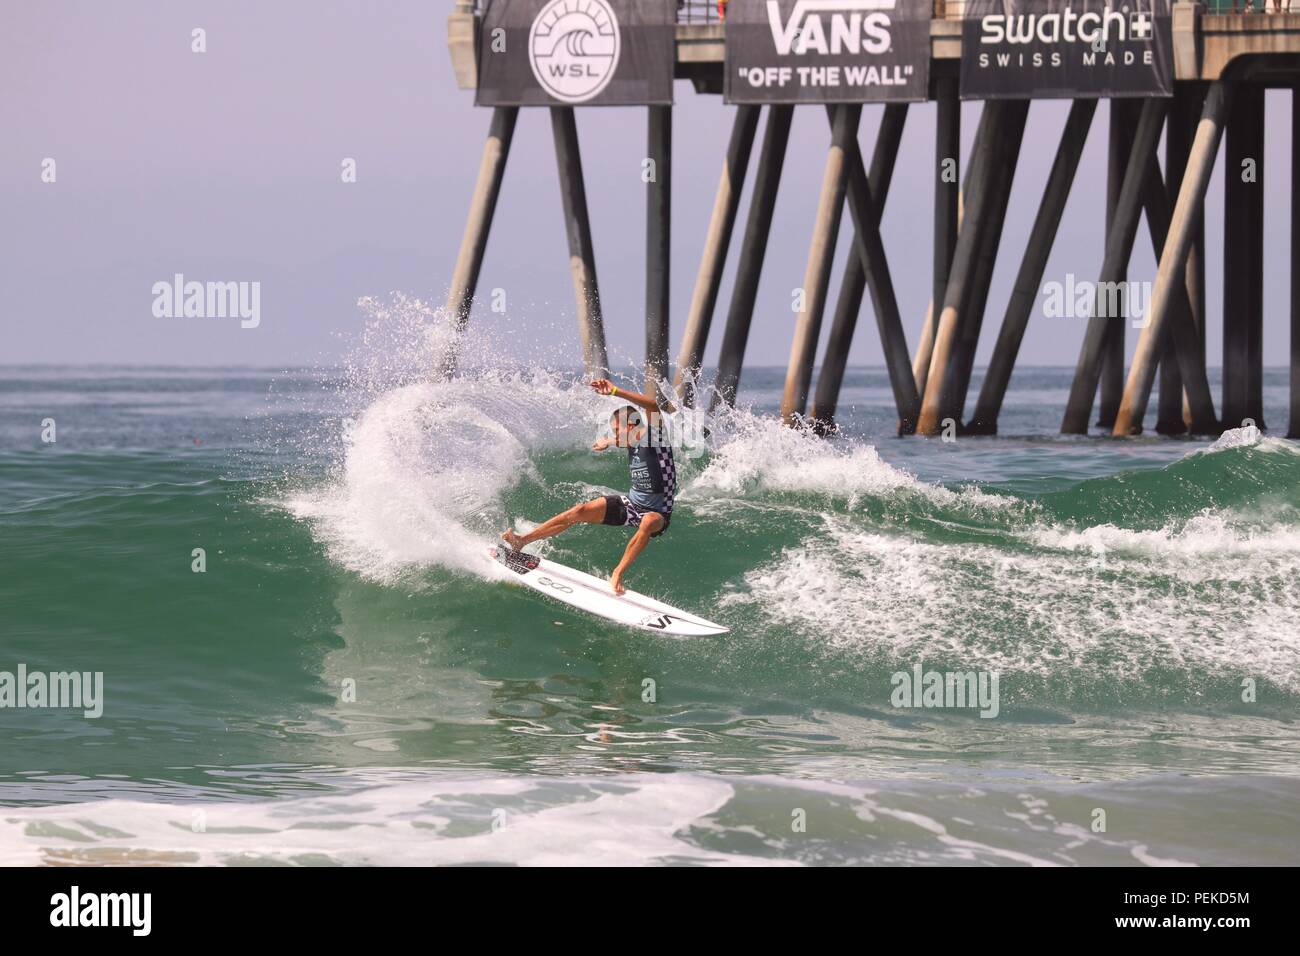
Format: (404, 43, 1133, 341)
(589, 379, 673, 415)
(609, 512, 664, 594)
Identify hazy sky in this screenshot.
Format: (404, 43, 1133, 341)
(2, 0, 1294, 369)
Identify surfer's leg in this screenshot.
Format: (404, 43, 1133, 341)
(609, 512, 663, 595)
(502, 497, 608, 550)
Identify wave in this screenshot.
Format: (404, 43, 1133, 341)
(281, 367, 607, 584)
(1034, 426, 1300, 529)
(693, 401, 1015, 516)
(266, 303, 1300, 700)
(4, 769, 1296, 866)
(727, 511, 1300, 693)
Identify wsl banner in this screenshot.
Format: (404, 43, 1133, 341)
(476, 0, 674, 107)
(724, 0, 932, 104)
(961, 0, 1173, 99)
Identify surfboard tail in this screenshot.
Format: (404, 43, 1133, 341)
(488, 543, 728, 637)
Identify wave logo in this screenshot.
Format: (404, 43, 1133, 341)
(767, 0, 896, 56)
(529, 0, 621, 103)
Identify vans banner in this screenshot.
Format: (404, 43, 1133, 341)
(724, 0, 932, 104)
(476, 0, 675, 107)
(960, 0, 1173, 100)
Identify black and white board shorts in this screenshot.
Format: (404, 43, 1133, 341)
(601, 494, 670, 537)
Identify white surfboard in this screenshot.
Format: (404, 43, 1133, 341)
(490, 544, 729, 637)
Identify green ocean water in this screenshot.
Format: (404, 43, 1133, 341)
(1, 361, 1298, 866)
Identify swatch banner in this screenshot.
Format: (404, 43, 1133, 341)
(960, 0, 1172, 99)
(475, 0, 675, 107)
(724, 0, 932, 104)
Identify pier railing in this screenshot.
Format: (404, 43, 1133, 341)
(677, 1, 725, 23)
(470, 1, 1300, 24)
(1205, 1, 1296, 10)
(672, 1, 965, 22)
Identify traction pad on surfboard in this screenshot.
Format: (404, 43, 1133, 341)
(495, 545, 540, 575)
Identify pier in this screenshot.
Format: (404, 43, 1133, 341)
(443, 1, 1300, 438)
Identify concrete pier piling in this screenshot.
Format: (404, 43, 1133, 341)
(1098, 100, 1136, 430)
(1063, 99, 1168, 436)
(1137, 152, 1218, 433)
(674, 105, 759, 407)
(1293, 84, 1300, 441)
(1157, 84, 1208, 436)
(551, 107, 609, 377)
(832, 105, 920, 434)
(948, 101, 1029, 424)
(645, 105, 673, 399)
(916, 102, 1002, 436)
(1222, 83, 1266, 433)
(712, 105, 793, 411)
(781, 105, 859, 426)
(968, 98, 1096, 436)
(918, 101, 1027, 436)
(917, 74, 961, 396)
(915, 103, 990, 400)
(810, 104, 909, 433)
(443, 106, 517, 376)
(1115, 83, 1232, 437)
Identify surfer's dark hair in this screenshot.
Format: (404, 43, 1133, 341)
(610, 405, 642, 429)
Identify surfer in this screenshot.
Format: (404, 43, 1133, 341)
(501, 379, 675, 595)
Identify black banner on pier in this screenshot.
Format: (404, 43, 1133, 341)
(475, 0, 675, 107)
(723, 0, 932, 104)
(960, 0, 1173, 100)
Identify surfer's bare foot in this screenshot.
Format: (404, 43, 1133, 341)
(609, 569, 625, 595)
(501, 529, 524, 551)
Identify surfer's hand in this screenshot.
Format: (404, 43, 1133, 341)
(590, 379, 615, 396)
(609, 568, 625, 595)
(591, 436, 613, 452)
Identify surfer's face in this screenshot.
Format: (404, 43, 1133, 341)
(609, 411, 643, 447)
(611, 420, 636, 447)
